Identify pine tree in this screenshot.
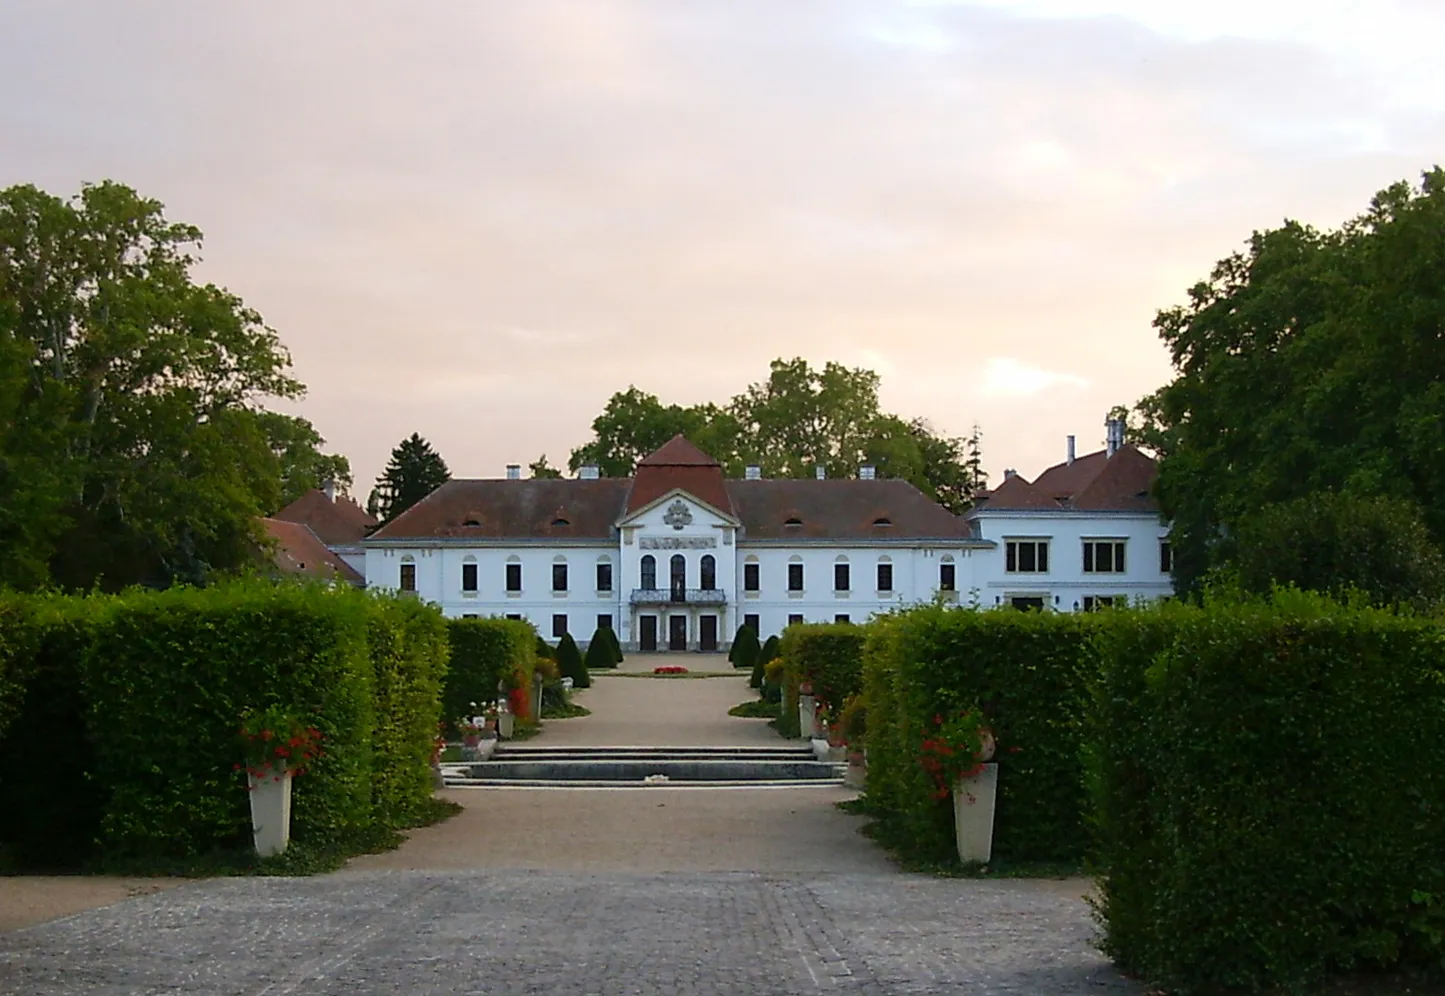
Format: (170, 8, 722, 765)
(373, 433, 450, 523)
(585, 629, 616, 670)
(557, 633, 589, 689)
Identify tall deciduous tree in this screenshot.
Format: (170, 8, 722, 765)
(567, 359, 983, 511)
(0, 181, 301, 589)
(1137, 169, 1445, 597)
(528, 454, 563, 479)
(373, 433, 450, 523)
(256, 411, 353, 509)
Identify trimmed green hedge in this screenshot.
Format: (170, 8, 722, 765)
(557, 633, 588, 688)
(862, 605, 1095, 865)
(369, 597, 449, 826)
(778, 623, 864, 715)
(0, 582, 452, 869)
(1088, 593, 1445, 993)
(443, 617, 536, 730)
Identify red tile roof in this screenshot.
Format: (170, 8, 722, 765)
(626, 435, 734, 516)
(726, 479, 970, 539)
(260, 519, 364, 584)
(973, 444, 1158, 513)
(1071, 446, 1158, 512)
(976, 474, 1060, 511)
(369, 479, 632, 541)
(637, 435, 720, 467)
(273, 489, 377, 546)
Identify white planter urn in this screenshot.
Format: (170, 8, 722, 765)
(798, 693, 817, 738)
(810, 736, 831, 762)
(248, 768, 294, 858)
(498, 711, 515, 739)
(952, 762, 999, 865)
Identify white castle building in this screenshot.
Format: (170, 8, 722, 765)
(280, 422, 1172, 652)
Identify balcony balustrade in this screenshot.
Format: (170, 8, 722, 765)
(629, 587, 727, 606)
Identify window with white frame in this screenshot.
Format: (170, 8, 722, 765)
(505, 558, 522, 592)
(876, 559, 893, 592)
(596, 559, 612, 592)
(834, 558, 850, 592)
(939, 556, 956, 592)
(552, 558, 569, 592)
(461, 557, 478, 592)
(743, 558, 760, 592)
(1005, 539, 1049, 574)
(787, 559, 804, 592)
(1159, 540, 1172, 573)
(400, 558, 416, 592)
(1083, 540, 1126, 574)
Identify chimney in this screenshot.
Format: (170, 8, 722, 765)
(1066, 435, 1075, 465)
(1004, 468, 1017, 480)
(815, 466, 826, 480)
(745, 465, 762, 481)
(1105, 418, 1125, 458)
(859, 465, 876, 480)
(580, 465, 600, 480)
(322, 479, 336, 502)
(505, 464, 521, 480)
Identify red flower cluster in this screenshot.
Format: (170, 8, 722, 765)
(918, 709, 993, 801)
(653, 665, 689, 674)
(238, 707, 325, 785)
(507, 685, 531, 720)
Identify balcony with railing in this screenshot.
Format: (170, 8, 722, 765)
(629, 587, 728, 606)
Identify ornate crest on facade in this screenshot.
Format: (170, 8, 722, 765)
(663, 500, 693, 531)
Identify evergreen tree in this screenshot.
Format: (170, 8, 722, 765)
(585, 629, 615, 670)
(604, 625, 624, 663)
(373, 432, 450, 523)
(535, 635, 555, 662)
(729, 624, 760, 670)
(556, 633, 589, 689)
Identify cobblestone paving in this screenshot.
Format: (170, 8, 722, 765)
(0, 870, 1140, 995)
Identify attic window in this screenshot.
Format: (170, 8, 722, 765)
(872, 517, 892, 527)
(784, 517, 803, 528)
(462, 518, 481, 527)
(551, 517, 571, 527)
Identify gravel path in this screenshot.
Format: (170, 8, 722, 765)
(0, 871, 1138, 996)
(0, 652, 1141, 994)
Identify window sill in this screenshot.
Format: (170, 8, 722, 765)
(744, 590, 760, 599)
(597, 590, 612, 597)
(461, 591, 478, 599)
(552, 590, 569, 598)
(834, 590, 850, 598)
(506, 590, 522, 598)
(787, 591, 804, 599)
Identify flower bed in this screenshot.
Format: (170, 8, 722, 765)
(653, 665, 689, 675)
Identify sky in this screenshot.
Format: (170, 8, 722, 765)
(2, 1, 1442, 494)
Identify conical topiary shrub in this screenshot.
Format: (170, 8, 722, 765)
(585, 630, 615, 671)
(752, 634, 779, 689)
(535, 634, 555, 662)
(730, 624, 760, 671)
(603, 625, 624, 663)
(557, 633, 589, 689)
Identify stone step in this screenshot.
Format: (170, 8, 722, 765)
(452, 757, 842, 783)
(491, 745, 816, 762)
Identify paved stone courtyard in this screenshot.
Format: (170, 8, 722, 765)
(0, 659, 1142, 994)
(0, 870, 1137, 995)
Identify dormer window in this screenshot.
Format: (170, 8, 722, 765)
(551, 517, 571, 527)
(784, 517, 803, 528)
(462, 518, 481, 527)
(872, 517, 892, 527)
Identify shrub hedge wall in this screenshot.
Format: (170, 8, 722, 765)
(442, 617, 536, 729)
(1088, 592, 1445, 993)
(778, 623, 865, 717)
(862, 604, 1095, 865)
(0, 581, 452, 869)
